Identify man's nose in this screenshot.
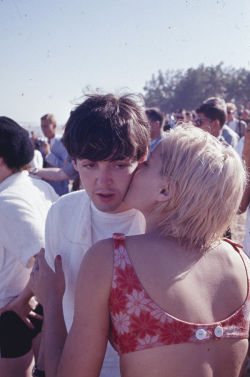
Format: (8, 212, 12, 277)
(96, 168, 112, 186)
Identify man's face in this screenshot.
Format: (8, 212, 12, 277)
(194, 113, 219, 137)
(41, 119, 56, 139)
(73, 158, 141, 213)
(227, 109, 235, 122)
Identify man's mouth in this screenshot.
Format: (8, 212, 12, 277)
(95, 192, 115, 202)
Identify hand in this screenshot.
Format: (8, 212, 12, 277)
(42, 141, 51, 156)
(0, 295, 43, 329)
(30, 249, 65, 306)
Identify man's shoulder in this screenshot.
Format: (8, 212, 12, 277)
(50, 189, 89, 214)
(29, 175, 58, 197)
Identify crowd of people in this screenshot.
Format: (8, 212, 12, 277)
(0, 93, 250, 377)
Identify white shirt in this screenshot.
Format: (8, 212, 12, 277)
(45, 190, 145, 377)
(0, 171, 58, 308)
(30, 149, 43, 169)
(227, 120, 238, 133)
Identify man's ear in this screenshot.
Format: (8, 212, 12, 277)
(213, 119, 222, 135)
(139, 149, 149, 163)
(72, 159, 78, 172)
(154, 120, 160, 128)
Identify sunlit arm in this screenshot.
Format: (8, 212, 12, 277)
(44, 240, 113, 377)
(35, 168, 69, 181)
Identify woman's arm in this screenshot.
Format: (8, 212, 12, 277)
(56, 240, 113, 377)
(32, 239, 114, 377)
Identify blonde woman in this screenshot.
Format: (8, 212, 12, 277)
(32, 125, 249, 377)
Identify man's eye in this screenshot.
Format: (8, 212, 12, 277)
(83, 163, 95, 168)
(114, 162, 128, 168)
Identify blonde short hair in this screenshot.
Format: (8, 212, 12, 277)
(40, 113, 56, 125)
(226, 102, 237, 113)
(153, 124, 246, 251)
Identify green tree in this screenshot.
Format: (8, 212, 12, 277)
(143, 63, 250, 113)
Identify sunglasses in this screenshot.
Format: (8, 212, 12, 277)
(194, 118, 213, 127)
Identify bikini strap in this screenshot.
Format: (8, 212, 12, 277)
(113, 232, 125, 241)
(222, 238, 243, 253)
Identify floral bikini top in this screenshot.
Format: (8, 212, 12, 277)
(109, 234, 250, 355)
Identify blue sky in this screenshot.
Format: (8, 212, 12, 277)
(1, 0, 250, 125)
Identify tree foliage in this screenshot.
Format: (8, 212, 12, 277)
(143, 63, 250, 113)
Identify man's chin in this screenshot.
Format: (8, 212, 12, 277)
(92, 200, 130, 214)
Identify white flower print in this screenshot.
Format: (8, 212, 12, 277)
(112, 272, 118, 289)
(112, 312, 130, 335)
(126, 289, 151, 317)
(150, 303, 167, 324)
(223, 325, 238, 336)
(114, 245, 130, 270)
(136, 334, 160, 350)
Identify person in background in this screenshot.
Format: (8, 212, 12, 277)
(145, 107, 165, 153)
(185, 110, 194, 122)
(237, 122, 250, 257)
(195, 97, 239, 148)
(226, 102, 246, 139)
(32, 124, 249, 377)
(241, 109, 250, 126)
(0, 117, 58, 377)
(39, 114, 70, 195)
(30, 161, 79, 191)
(29, 132, 43, 170)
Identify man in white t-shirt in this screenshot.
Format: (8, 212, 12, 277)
(0, 117, 58, 377)
(35, 94, 150, 377)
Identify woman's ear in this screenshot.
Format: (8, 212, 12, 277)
(157, 179, 176, 202)
(158, 186, 169, 202)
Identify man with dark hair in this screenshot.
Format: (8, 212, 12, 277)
(226, 102, 247, 139)
(37, 94, 150, 377)
(195, 97, 239, 147)
(0, 117, 57, 377)
(145, 107, 165, 153)
(39, 114, 70, 195)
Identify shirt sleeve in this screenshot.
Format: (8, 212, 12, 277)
(44, 203, 58, 271)
(46, 139, 69, 168)
(62, 161, 78, 180)
(0, 198, 45, 268)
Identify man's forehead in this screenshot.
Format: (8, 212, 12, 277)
(41, 119, 55, 126)
(77, 156, 135, 163)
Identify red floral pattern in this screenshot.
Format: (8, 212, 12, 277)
(109, 234, 250, 355)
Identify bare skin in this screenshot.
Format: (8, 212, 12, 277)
(30, 167, 69, 181)
(32, 231, 248, 377)
(0, 350, 34, 377)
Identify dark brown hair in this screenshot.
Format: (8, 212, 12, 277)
(196, 97, 227, 128)
(63, 94, 150, 161)
(145, 107, 165, 129)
